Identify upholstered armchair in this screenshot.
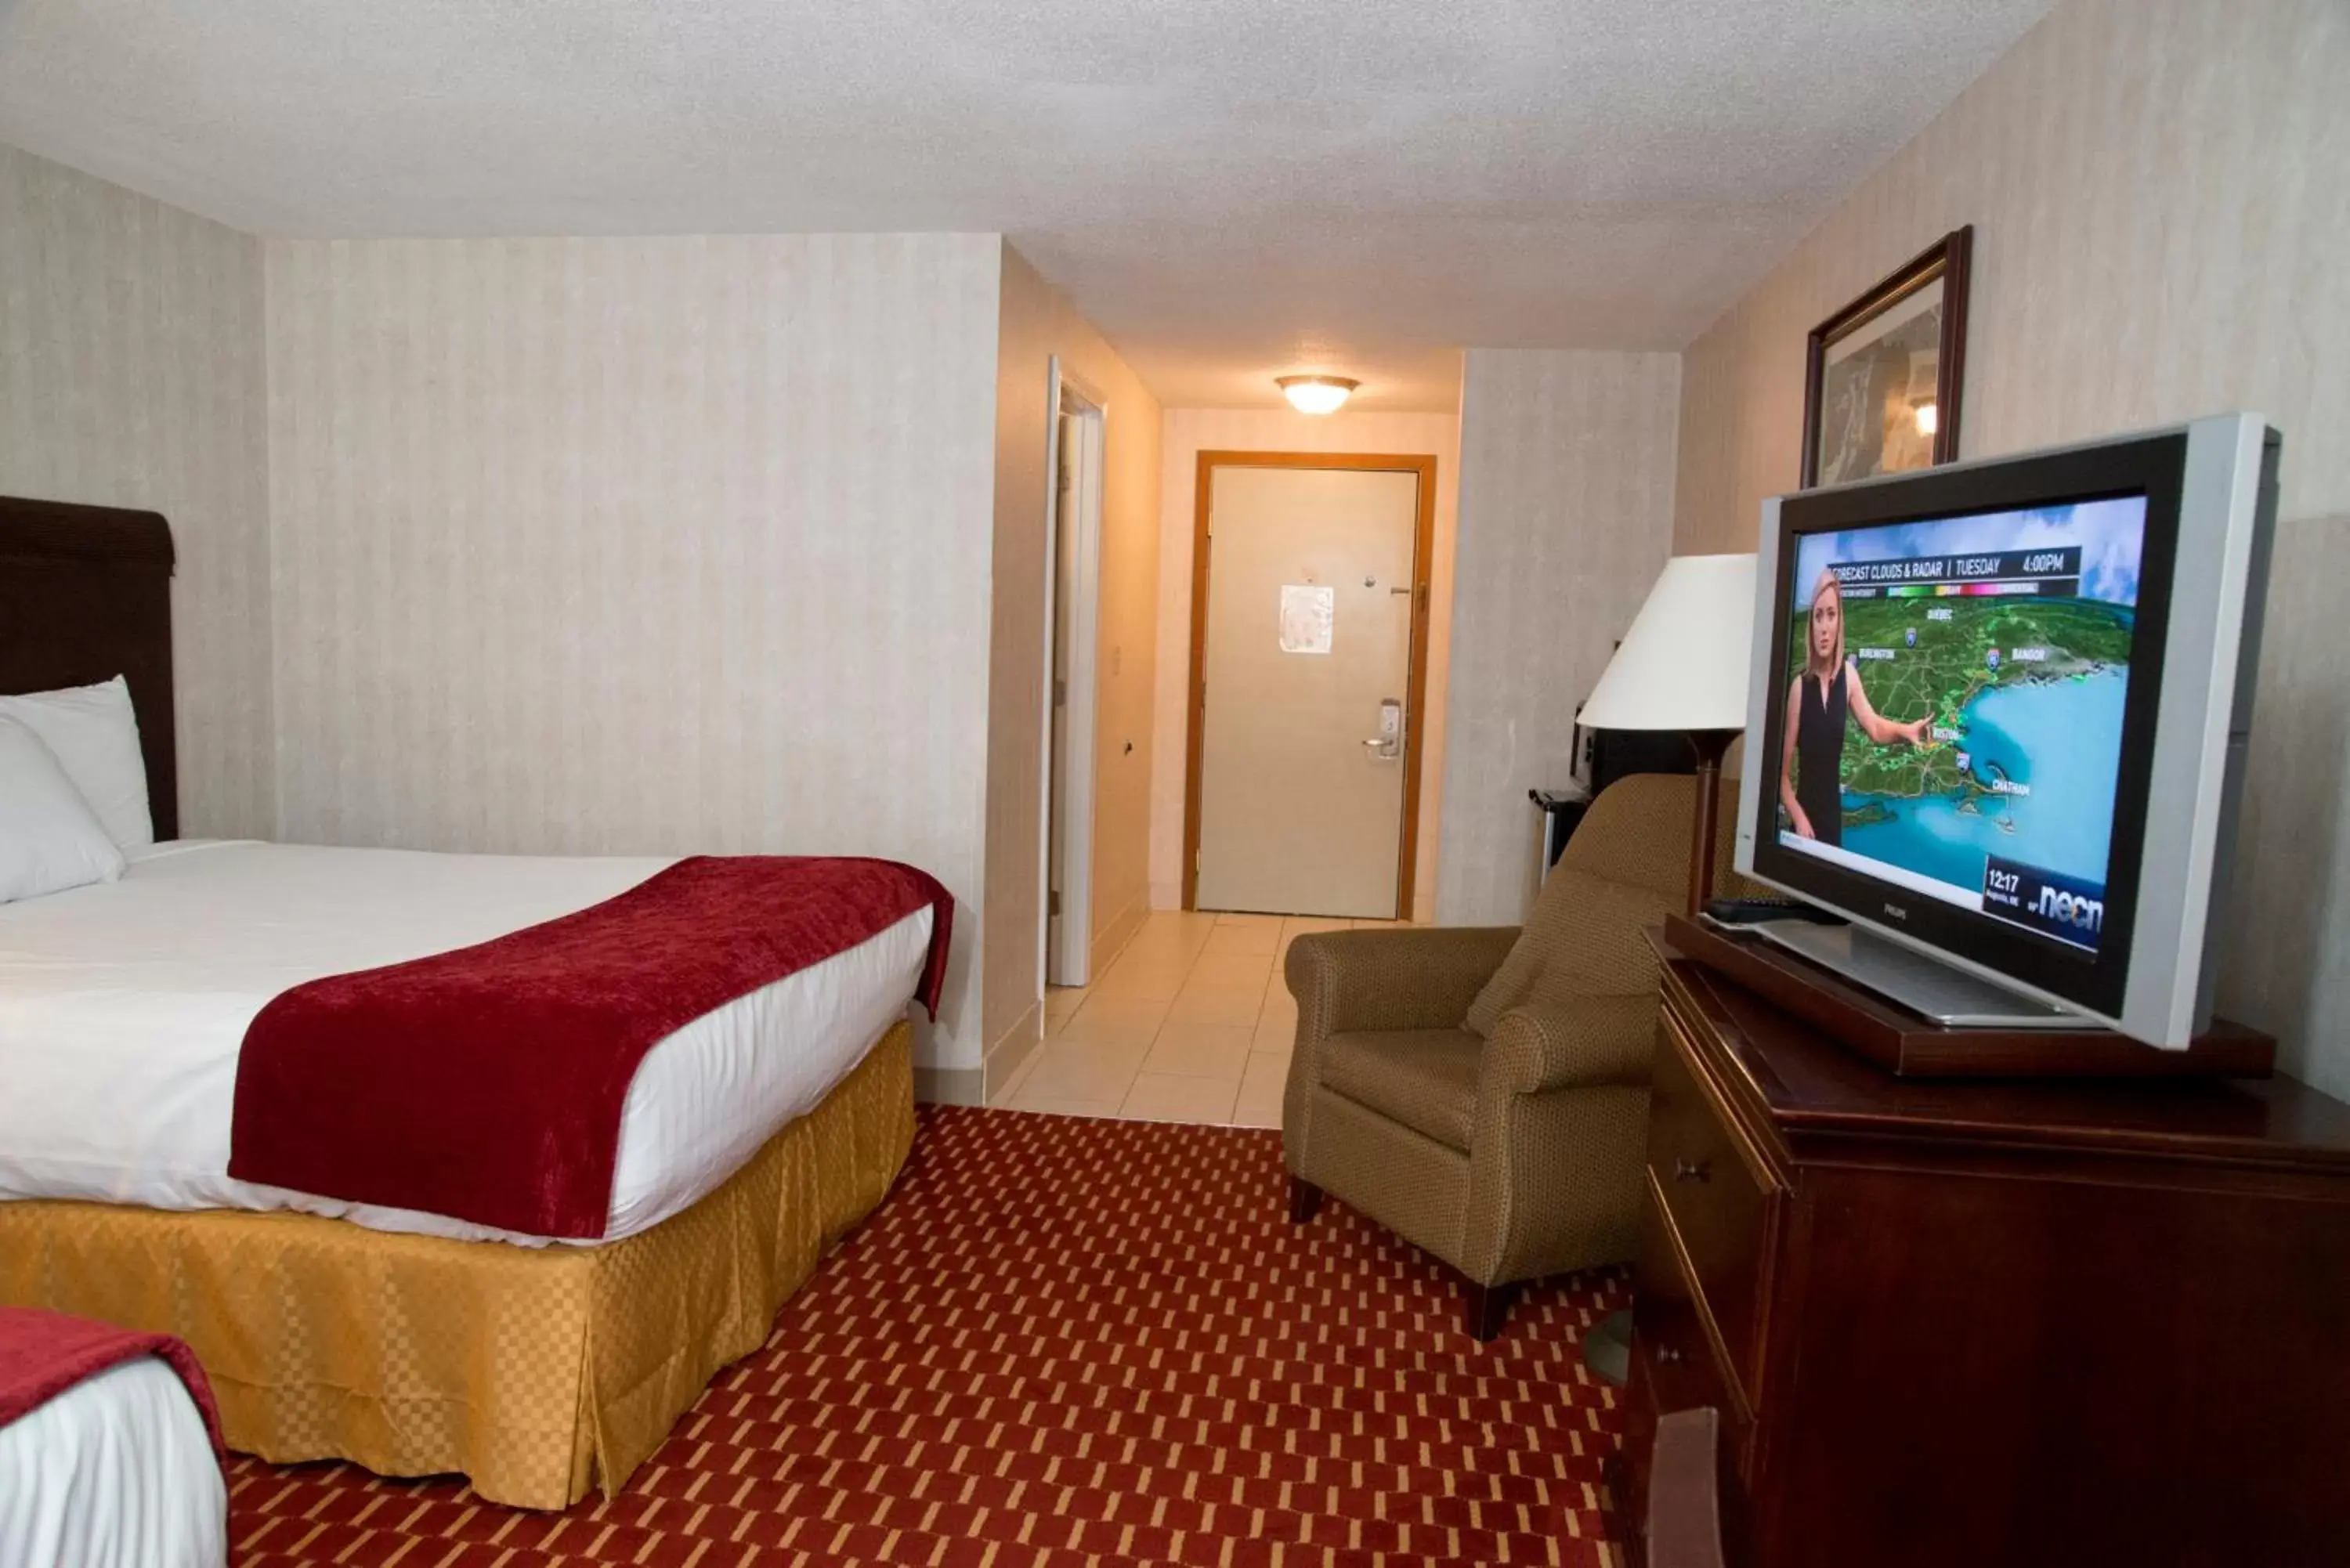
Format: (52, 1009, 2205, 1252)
(1280, 773, 1748, 1339)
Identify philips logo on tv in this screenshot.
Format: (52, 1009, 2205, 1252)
(1982, 854, 2108, 953)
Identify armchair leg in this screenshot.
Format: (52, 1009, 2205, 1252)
(1464, 1281, 1518, 1342)
(1287, 1176, 1323, 1224)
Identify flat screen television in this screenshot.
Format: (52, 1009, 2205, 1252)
(1734, 413, 2281, 1048)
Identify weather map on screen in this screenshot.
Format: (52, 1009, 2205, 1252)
(1776, 497, 2146, 952)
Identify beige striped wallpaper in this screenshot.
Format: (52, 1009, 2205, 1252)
(1672, 0, 2350, 1093)
(0, 143, 276, 836)
(262, 233, 1007, 1066)
(1150, 406, 1463, 923)
(983, 247, 1163, 1073)
(1436, 349, 1683, 927)
(1674, 0, 2348, 549)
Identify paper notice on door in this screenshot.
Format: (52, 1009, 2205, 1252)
(1278, 584, 1335, 654)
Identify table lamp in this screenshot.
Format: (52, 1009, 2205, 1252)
(1576, 553, 1758, 915)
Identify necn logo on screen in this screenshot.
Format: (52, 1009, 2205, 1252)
(1983, 856, 2105, 951)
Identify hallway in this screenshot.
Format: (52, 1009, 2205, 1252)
(991, 909, 1410, 1124)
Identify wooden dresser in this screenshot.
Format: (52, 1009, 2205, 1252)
(1618, 938, 2350, 1568)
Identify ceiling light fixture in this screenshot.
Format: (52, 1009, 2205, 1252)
(1278, 374, 1358, 416)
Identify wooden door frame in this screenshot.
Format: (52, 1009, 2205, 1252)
(1183, 450, 1440, 917)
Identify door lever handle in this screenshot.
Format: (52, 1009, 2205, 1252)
(1363, 736, 1401, 761)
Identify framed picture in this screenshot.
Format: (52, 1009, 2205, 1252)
(1801, 226, 1972, 489)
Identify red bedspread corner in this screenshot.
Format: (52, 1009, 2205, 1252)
(0, 1306, 227, 1461)
(229, 854, 951, 1240)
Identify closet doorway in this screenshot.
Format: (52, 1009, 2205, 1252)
(1184, 453, 1437, 919)
(1041, 363, 1106, 987)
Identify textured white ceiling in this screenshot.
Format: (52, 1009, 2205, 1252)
(0, 0, 2050, 410)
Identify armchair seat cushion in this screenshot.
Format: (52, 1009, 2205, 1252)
(1319, 1028, 1484, 1153)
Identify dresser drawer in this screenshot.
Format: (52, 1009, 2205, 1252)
(1647, 1006, 1783, 1412)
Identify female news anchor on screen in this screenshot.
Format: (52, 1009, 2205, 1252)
(1781, 569, 1932, 847)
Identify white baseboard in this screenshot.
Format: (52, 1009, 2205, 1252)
(1090, 894, 1146, 977)
(913, 1064, 987, 1107)
(979, 998, 1044, 1104)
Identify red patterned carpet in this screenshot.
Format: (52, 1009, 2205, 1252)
(230, 1106, 1628, 1566)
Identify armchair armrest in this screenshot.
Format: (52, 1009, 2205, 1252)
(1481, 992, 1661, 1095)
(1285, 927, 1521, 1039)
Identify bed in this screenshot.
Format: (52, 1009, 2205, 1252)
(0, 496, 929, 1507)
(0, 1308, 228, 1568)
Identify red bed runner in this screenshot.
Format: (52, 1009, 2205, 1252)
(0, 1307, 226, 1459)
(228, 855, 951, 1240)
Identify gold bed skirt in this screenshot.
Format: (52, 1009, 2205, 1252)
(0, 1020, 915, 1509)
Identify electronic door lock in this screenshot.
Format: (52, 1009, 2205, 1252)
(1363, 698, 1404, 761)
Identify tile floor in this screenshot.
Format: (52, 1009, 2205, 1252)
(989, 909, 1408, 1125)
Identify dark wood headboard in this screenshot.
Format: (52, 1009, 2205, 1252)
(0, 495, 179, 840)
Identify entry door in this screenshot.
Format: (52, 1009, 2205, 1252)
(1194, 464, 1420, 917)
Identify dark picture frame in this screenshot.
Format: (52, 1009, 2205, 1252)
(1800, 226, 1972, 489)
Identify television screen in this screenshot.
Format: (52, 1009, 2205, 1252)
(1774, 496, 2146, 956)
(1741, 414, 2280, 1044)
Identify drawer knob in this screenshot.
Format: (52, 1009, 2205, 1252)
(1673, 1157, 1712, 1183)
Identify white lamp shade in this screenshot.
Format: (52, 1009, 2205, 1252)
(1578, 553, 1757, 733)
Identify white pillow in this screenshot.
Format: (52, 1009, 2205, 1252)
(0, 716, 127, 903)
(0, 676, 154, 850)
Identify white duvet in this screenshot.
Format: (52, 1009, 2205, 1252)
(0, 840, 929, 1246)
(0, 1357, 226, 1568)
